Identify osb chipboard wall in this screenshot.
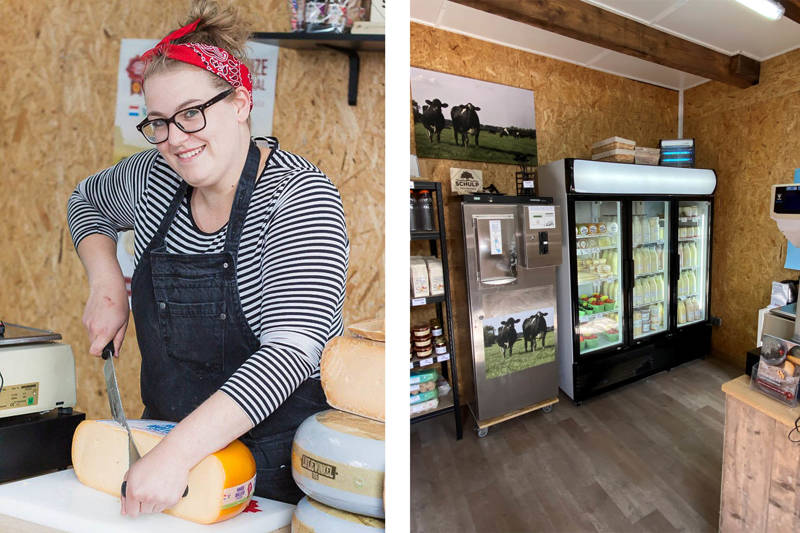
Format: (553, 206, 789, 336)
(0, 0, 384, 420)
(411, 23, 678, 403)
(684, 48, 800, 369)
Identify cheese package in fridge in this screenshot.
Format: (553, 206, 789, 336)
(291, 410, 385, 518)
(71, 419, 255, 524)
(321, 336, 385, 422)
(292, 496, 385, 533)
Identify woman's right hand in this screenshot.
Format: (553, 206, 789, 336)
(83, 275, 130, 358)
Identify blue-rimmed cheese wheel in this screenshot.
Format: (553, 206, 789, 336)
(292, 496, 385, 533)
(291, 410, 384, 518)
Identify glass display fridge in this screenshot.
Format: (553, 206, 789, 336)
(537, 159, 716, 402)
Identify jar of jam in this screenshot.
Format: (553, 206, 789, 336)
(433, 337, 448, 355)
(412, 324, 431, 338)
(414, 345, 433, 358)
(413, 334, 432, 349)
(430, 319, 443, 337)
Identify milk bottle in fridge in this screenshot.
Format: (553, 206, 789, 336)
(633, 217, 641, 246)
(641, 216, 650, 244)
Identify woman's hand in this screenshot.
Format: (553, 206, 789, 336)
(82, 275, 129, 357)
(121, 442, 191, 517)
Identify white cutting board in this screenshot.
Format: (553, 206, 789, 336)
(0, 469, 294, 533)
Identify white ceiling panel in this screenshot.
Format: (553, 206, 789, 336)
(437, 2, 610, 64)
(410, 0, 800, 91)
(409, 0, 446, 25)
(655, 1, 800, 59)
(590, 49, 708, 90)
(583, 0, 686, 24)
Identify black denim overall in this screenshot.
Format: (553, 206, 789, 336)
(130, 141, 328, 504)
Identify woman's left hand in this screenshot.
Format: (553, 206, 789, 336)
(120, 442, 190, 517)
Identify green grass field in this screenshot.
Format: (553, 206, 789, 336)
(484, 331, 555, 380)
(414, 122, 537, 165)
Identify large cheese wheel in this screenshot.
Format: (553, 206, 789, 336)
(292, 410, 384, 518)
(347, 318, 385, 342)
(71, 419, 256, 524)
(291, 496, 384, 533)
(320, 337, 385, 422)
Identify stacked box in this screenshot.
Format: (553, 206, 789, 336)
(591, 136, 636, 163)
(635, 147, 660, 165)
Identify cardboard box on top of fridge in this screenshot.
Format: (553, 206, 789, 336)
(591, 136, 636, 155)
(635, 147, 660, 165)
(591, 148, 635, 163)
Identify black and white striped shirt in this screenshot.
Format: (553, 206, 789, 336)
(67, 137, 349, 425)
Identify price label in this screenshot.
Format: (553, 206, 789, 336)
(436, 353, 450, 362)
(419, 357, 434, 367)
(409, 362, 414, 369)
(411, 298, 426, 306)
(410, 384, 420, 393)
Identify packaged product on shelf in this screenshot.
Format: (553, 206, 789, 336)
(410, 257, 429, 298)
(425, 257, 445, 296)
(417, 380, 436, 393)
(412, 323, 431, 338)
(433, 337, 448, 354)
(410, 398, 439, 415)
(410, 368, 437, 385)
(410, 389, 439, 405)
(436, 379, 452, 396)
(430, 318, 443, 337)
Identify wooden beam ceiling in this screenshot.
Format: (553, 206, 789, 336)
(450, 0, 760, 88)
(778, 0, 800, 25)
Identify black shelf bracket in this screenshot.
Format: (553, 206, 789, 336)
(320, 44, 360, 106)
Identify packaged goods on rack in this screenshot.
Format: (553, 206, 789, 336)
(410, 368, 437, 385)
(410, 389, 439, 405)
(410, 257, 430, 297)
(751, 334, 800, 407)
(292, 0, 369, 34)
(410, 398, 439, 415)
(424, 257, 445, 295)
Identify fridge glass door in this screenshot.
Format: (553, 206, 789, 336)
(574, 200, 624, 354)
(677, 201, 710, 326)
(631, 201, 670, 339)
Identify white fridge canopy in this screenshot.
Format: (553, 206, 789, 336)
(571, 159, 716, 195)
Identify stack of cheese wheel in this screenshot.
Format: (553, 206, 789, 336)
(71, 419, 256, 524)
(291, 319, 385, 532)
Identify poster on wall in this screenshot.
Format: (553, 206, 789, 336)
(482, 307, 554, 380)
(113, 38, 278, 163)
(112, 39, 278, 283)
(411, 67, 537, 166)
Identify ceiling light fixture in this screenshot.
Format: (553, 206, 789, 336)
(734, 0, 785, 20)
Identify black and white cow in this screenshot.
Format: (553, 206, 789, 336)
(451, 103, 481, 147)
(496, 317, 521, 358)
(523, 312, 548, 352)
(411, 100, 421, 123)
(421, 98, 448, 143)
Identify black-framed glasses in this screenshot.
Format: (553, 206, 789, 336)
(136, 88, 234, 144)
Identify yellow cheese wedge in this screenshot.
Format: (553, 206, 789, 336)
(320, 337, 385, 422)
(347, 318, 385, 342)
(71, 419, 256, 524)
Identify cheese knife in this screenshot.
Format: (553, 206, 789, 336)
(101, 340, 188, 499)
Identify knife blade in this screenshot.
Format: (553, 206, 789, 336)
(101, 341, 141, 496)
(101, 340, 188, 499)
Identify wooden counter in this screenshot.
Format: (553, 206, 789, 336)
(719, 375, 800, 532)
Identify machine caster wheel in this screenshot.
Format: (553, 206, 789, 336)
(541, 404, 553, 414)
(476, 427, 489, 438)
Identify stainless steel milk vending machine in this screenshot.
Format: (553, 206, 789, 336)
(461, 195, 563, 437)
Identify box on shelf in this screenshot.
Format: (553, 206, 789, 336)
(591, 149, 635, 163)
(424, 257, 444, 296)
(635, 147, 660, 165)
(591, 136, 635, 155)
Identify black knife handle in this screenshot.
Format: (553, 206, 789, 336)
(101, 340, 115, 360)
(121, 481, 189, 498)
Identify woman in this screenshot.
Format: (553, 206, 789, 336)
(67, 1, 348, 517)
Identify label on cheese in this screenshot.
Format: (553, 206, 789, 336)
(316, 410, 384, 441)
(292, 443, 382, 498)
(221, 474, 256, 509)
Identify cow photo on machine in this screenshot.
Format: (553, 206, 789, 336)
(482, 307, 555, 380)
(410, 66, 537, 165)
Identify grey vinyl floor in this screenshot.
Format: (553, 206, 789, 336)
(410, 357, 742, 533)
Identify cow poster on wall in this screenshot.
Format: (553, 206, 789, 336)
(482, 307, 555, 380)
(411, 67, 537, 166)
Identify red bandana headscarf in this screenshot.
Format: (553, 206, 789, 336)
(141, 18, 253, 109)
